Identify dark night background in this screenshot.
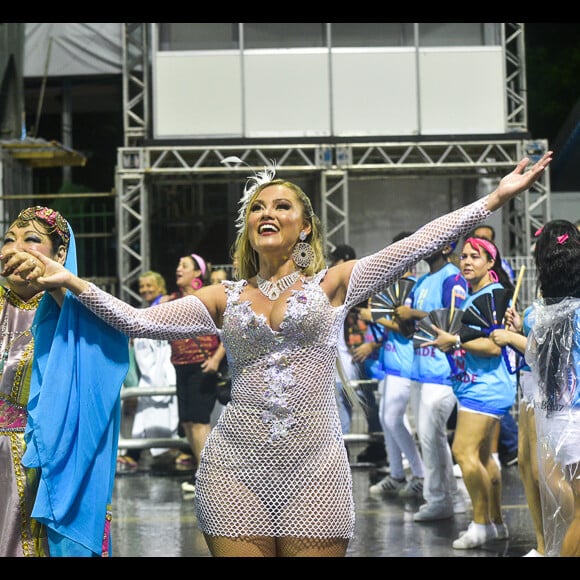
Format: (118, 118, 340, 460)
(524, 22, 580, 190)
(526, 23, 580, 144)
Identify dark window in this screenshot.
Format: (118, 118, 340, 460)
(158, 23, 239, 51)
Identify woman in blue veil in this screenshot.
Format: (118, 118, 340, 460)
(20, 207, 129, 557)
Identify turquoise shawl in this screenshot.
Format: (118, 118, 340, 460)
(22, 228, 129, 556)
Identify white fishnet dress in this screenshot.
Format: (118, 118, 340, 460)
(76, 198, 490, 538)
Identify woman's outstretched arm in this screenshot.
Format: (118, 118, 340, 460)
(332, 151, 553, 310)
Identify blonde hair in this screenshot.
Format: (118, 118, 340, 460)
(233, 179, 326, 280)
(139, 270, 167, 295)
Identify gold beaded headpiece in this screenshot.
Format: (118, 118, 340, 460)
(14, 206, 71, 247)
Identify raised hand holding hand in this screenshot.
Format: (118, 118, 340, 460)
(1, 248, 68, 289)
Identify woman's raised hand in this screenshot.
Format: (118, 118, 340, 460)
(487, 151, 553, 212)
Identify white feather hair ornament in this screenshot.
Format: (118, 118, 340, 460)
(221, 156, 278, 232)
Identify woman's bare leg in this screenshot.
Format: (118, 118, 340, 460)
(204, 535, 277, 557)
(452, 411, 496, 524)
(277, 536, 349, 557)
(203, 535, 348, 557)
(518, 402, 545, 554)
(560, 463, 580, 557)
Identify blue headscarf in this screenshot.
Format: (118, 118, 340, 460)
(22, 225, 130, 556)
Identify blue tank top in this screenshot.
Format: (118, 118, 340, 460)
(381, 277, 415, 379)
(410, 262, 467, 385)
(453, 282, 517, 415)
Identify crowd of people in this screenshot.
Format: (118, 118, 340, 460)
(5, 149, 580, 558)
(365, 232, 426, 500)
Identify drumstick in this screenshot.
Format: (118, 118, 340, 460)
(512, 265, 526, 309)
(500, 265, 526, 328)
(449, 288, 456, 326)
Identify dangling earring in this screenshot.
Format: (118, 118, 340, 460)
(292, 231, 314, 269)
(191, 277, 203, 290)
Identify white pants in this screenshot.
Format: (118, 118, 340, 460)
(379, 374, 424, 480)
(414, 381, 458, 506)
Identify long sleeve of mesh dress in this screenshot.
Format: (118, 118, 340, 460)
(75, 196, 491, 540)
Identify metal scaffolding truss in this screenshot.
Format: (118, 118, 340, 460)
(115, 139, 550, 303)
(122, 23, 149, 147)
(115, 23, 547, 304)
(504, 22, 527, 131)
(118, 140, 543, 175)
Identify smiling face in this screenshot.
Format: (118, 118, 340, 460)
(247, 184, 311, 259)
(139, 274, 165, 304)
(233, 178, 324, 280)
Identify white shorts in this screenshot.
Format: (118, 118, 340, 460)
(457, 402, 502, 420)
(537, 407, 580, 467)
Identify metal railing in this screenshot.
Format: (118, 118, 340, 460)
(118, 386, 189, 451)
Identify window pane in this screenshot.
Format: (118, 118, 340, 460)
(243, 23, 326, 48)
(419, 23, 501, 46)
(156, 22, 502, 51)
(331, 23, 414, 47)
(158, 23, 239, 51)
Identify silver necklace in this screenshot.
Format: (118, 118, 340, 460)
(256, 271, 300, 300)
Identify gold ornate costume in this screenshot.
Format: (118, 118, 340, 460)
(0, 286, 47, 557)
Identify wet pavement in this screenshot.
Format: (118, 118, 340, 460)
(110, 444, 538, 558)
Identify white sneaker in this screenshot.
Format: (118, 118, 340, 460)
(369, 475, 406, 496)
(523, 548, 544, 557)
(457, 519, 503, 538)
(398, 476, 424, 499)
(494, 522, 509, 539)
(453, 521, 496, 549)
(413, 501, 454, 522)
